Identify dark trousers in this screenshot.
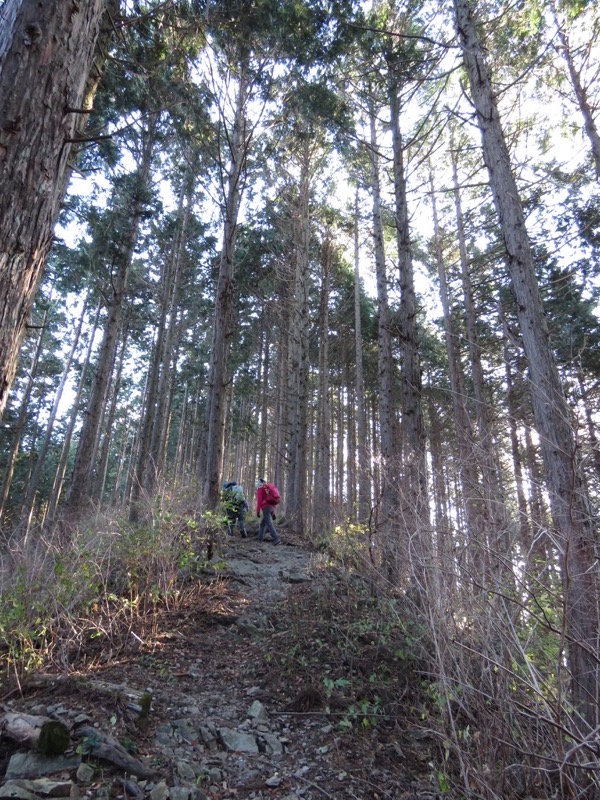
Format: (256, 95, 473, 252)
(227, 506, 247, 537)
(258, 505, 279, 542)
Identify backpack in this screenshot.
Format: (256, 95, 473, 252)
(222, 482, 245, 508)
(263, 482, 281, 505)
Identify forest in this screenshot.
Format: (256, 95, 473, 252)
(1, 0, 600, 796)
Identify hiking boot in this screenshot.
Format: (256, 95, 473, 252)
(240, 532, 248, 539)
(272, 538, 281, 545)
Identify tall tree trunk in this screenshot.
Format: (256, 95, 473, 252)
(388, 67, 429, 579)
(336, 385, 345, 525)
(452, 148, 512, 576)
(346, 378, 356, 518)
(150, 191, 192, 486)
(0, 309, 48, 526)
(450, 144, 513, 577)
(0, 0, 117, 416)
(22, 294, 89, 528)
(258, 323, 270, 479)
(427, 383, 453, 585)
(498, 299, 535, 571)
(95, 329, 128, 502)
(551, 2, 600, 180)
(368, 98, 397, 563)
(430, 170, 486, 568)
(353, 188, 371, 525)
(577, 372, 600, 481)
(67, 120, 156, 511)
(312, 236, 331, 538)
(371, 396, 381, 528)
(285, 139, 312, 531)
(131, 177, 192, 521)
(455, 0, 600, 731)
(173, 383, 189, 485)
(501, 314, 532, 553)
(273, 314, 288, 492)
(46, 303, 101, 522)
(202, 66, 249, 509)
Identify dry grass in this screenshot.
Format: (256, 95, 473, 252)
(307, 511, 600, 800)
(0, 499, 215, 694)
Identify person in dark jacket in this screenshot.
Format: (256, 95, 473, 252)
(256, 477, 280, 545)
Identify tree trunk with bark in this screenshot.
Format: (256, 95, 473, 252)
(551, 2, 600, 180)
(95, 329, 128, 502)
(388, 67, 429, 580)
(67, 121, 156, 512)
(202, 66, 249, 510)
(0, 309, 47, 526)
(312, 235, 331, 538)
(455, 0, 600, 731)
(500, 308, 532, 555)
(22, 294, 89, 528)
(0, 0, 118, 416)
(353, 188, 371, 525)
(368, 98, 397, 556)
(131, 177, 192, 521)
(1, 712, 69, 756)
(430, 170, 486, 569)
(285, 139, 313, 531)
(46, 303, 102, 522)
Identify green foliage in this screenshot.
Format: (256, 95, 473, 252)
(0, 575, 47, 680)
(202, 507, 229, 532)
(314, 520, 372, 568)
(76, 733, 101, 756)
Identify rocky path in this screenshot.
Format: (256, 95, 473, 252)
(0, 535, 433, 800)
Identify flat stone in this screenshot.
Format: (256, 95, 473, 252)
(149, 782, 169, 800)
(169, 788, 190, 800)
(5, 753, 81, 781)
(0, 784, 40, 800)
(283, 572, 311, 583)
(260, 733, 284, 755)
(5, 780, 73, 798)
(188, 790, 208, 800)
(76, 763, 94, 785)
(176, 761, 196, 782)
(172, 719, 198, 741)
(219, 728, 259, 754)
(248, 700, 268, 721)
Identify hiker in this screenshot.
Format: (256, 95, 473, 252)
(256, 477, 281, 545)
(221, 480, 249, 539)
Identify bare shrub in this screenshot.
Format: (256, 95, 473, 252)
(0, 487, 209, 691)
(376, 505, 600, 800)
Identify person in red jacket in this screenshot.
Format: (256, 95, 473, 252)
(256, 477, 280, 545)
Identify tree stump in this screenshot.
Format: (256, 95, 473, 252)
(1, 713, 70, 756)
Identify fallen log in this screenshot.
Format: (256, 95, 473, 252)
(78, 680, 152, 718)
(19, 676, 152, 720)
(73, 726, 155, 779)
(1, 712, 70, 756)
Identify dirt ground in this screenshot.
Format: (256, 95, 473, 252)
(0, 532, 441, 800)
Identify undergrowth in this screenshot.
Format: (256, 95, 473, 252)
(2, 506, 598, 800)
(264, 566, 444, 792)
(0, 501, 219, 693)
(283, 523, 600, 800)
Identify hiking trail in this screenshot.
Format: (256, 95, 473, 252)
(0, 534, 436, 800)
